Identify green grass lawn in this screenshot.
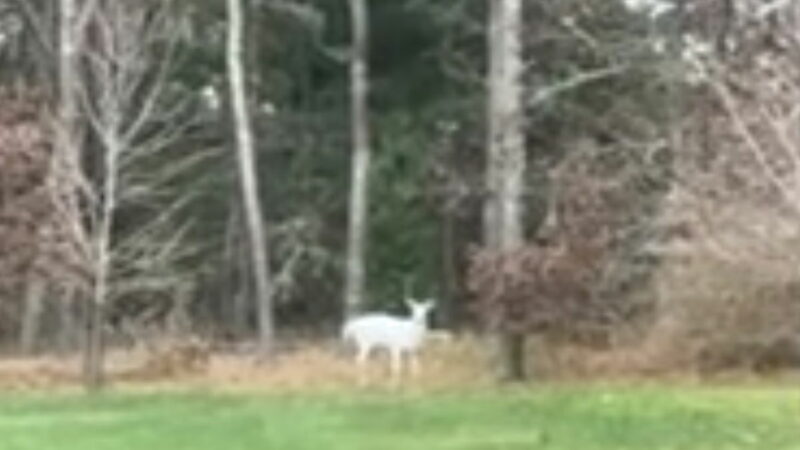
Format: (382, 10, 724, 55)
(0, 385, 797, 450)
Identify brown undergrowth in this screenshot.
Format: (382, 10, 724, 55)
(0, 335, 490, 392)
(0, 334, 795, 392)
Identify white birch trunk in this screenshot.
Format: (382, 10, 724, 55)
(486, 0, 525, 251)
(486, 0, 527, 381)
(226, 0, 275, 358)
(58, 0, 103, 391)
(344, 0, 371, 317)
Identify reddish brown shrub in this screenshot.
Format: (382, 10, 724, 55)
(467, 241, 606, 342)
(0, 90, 89, 296)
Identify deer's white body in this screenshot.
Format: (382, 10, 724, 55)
(342, 299, 434, 382)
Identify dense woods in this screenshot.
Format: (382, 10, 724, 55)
(0, 0, 799, 388)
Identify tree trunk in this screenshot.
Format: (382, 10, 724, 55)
(221, 200, 238, 332)
(59, 0, 100, 390)
(222, 200, 250, 337)
(19, 278, 46, 355)
(57, 287, 80, 354)
(439, 208, 458, 328)
(498, 332, 526, 381)
(167, 283, 193, 338)
(486, 0, 527, 381)
(84, 121, 121, 392)
(83, 288, 104, 389)
(344, 0, 371, 318)
(57, 0, 81, 190)
(226, 0, 274, 359)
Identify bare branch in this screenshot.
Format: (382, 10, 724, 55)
(528, 64, 629, 109)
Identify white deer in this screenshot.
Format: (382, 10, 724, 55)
(342, 298, 435, 383)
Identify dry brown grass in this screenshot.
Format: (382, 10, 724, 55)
(0, 334, 491, 392)
(0, 358, 79, 390)
(199, 334, 492, 393)
(0, 333, 794, 392)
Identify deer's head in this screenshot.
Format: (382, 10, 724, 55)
(405, 298, 435, 324)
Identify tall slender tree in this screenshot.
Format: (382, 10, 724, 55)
(76, 0, 203, 389)
(57, 0, 101, 390)
(344, 0, 371, 317)
(226, 0, 275, 357)
(485, 0, 527, 381)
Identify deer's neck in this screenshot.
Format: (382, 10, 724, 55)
(411, 315, 429, 330)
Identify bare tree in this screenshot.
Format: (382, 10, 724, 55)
(485, 0, 527, 381)
(343, 0, 371, 317)
(71, 0, 203, 389)
(645, 0, 800, 371)
(226, 0, 275, 358)
(56, 0, 97, 387)
(0, 0, 57, 85)
(662, 0, 800, 277)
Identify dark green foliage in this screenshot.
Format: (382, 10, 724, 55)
(0, 0, 683, 340)
(367, 114, 440, 308)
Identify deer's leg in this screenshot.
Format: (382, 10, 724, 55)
(389, 348, 403, 384)
(356, 345, 371, 385)
(409, 350, 421, 378)
(356, 344, 371, 365)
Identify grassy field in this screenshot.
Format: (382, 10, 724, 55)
(0, 385, 798, 450)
